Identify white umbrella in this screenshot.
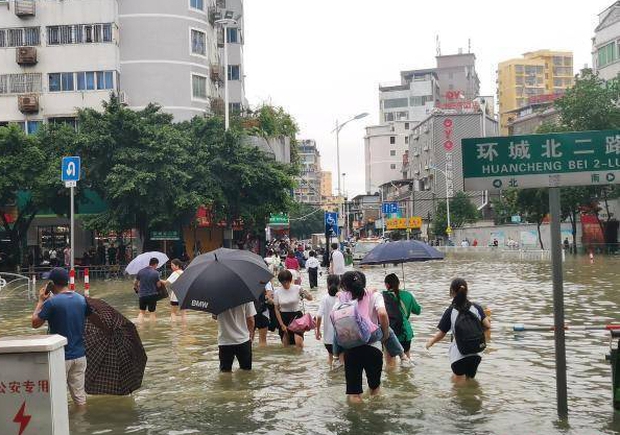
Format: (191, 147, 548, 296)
(124, 251, 169, 275)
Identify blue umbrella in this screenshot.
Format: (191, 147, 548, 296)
(360, 240, 444, 265)
(360, 240, 444, 285)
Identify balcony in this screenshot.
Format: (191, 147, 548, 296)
(210, 97, 225, 116)
(14, 0, 35, 17)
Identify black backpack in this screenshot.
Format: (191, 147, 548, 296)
(453, 305, 486, 355)
(383, 293, 405, 339)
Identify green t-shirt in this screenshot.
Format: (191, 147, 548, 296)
(382, 289, 422, 342)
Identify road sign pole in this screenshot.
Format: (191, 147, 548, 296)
(70, 186, 75, 271)
(549, 187, 568, 419)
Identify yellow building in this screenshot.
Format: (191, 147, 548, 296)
(497, 50, 574, 134)
(320, 171, 333, 198)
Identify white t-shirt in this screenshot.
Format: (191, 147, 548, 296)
(166, 270, 183, 302)
(317, 294, 337, 345)
(331, 250, 346, 275)
(217, 302, 257, 346)
(306, 257, 320, 269)
(274, 285, 303, 312)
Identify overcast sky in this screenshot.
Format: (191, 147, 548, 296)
(244, 0, 612, 197)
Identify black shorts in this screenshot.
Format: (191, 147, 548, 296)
(400, 340, 411, 353)
(170, 301, 179, 307)
(219, 340, 252, 372)
(255, 313, 269, 329)
(344, 345, 383, 395)
(278, 311, 304, 345)
(451, 355, 482, 378)
(139, 294, 158, 312)
(324, 344, 334, 354)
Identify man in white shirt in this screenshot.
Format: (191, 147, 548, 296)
(329, 243, 346, 276)
(216, 302, 256, 372)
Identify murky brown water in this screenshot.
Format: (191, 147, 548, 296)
(1, 255, 619, 435)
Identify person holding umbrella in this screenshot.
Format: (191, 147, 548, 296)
(274, 269, 313, 348)
(134, 258, 165, 323)
(31, 268, 108, 408)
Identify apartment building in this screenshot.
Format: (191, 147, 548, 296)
(218, 0, 247, 113)
(0, 0, 240, 131)
(379, 70, 440, 124)
(593, 1, 620, 81)
(497, 50, 574, 134)
(294, 139, 322, 206)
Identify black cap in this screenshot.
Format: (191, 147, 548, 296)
(48, 268, 69, 286)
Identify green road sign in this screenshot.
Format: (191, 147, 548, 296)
(268, 213, 289, 225)
(150, 230, 180, 241)
(462, 130, 620, 190)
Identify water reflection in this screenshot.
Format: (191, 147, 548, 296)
(1, 255, 619, 434)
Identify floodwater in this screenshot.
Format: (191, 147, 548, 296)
(1, 254, 620, 435)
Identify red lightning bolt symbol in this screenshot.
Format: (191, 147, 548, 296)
(13, 401, 31, 435)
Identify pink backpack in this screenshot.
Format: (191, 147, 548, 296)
(330, 290, 379, 349)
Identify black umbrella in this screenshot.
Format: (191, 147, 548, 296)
(84, 298, 147, 395)
(359, 240, 444, 284)
(171, 248, 274, 315)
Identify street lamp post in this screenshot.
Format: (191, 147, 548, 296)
(215, 18, 238, 131)
(333, 112, 369, 240)
(429, 165, 451, 236)
(342, 172, 347, 239)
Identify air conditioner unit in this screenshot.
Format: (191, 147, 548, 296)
(14, 0, 35, 17)
(16, 46, 37, 65)
(18, 94, 39, 113)
(118, 91, 128, 105)
(424, 165, 430, 171)
(423, 146, 429, 152)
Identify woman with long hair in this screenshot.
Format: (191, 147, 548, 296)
(274, 269, 313, 348)
(426, 278, 491, 383)
(315, 274, 340, 366)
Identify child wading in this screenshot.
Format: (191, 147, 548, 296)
(315, 275, 340, 366)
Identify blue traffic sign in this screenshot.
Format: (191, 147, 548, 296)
(382, 202, 398, 214)
(325, 212, 339, 236)
(61, 156, 81, 182)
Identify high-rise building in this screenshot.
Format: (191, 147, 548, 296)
(218, 0, 247, 114)
(379, 70, 440, 124)
(497, 50, 574, 134)
(294, 140, 322, 205)
(0, 0, 237, 131)
(435, 52, 480, 103)
(593, 1, 620, 81)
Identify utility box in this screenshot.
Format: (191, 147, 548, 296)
(0, 335, 69, 435)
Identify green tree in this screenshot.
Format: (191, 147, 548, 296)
(289, 203, 324, 239)
(77, 97, 194, 248)
(432, 192, 480, 237)
(0, 125, 73, 268)
(517, 188, 549, 249)
(491, 188, 520, 225)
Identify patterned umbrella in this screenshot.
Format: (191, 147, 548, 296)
(84, 298, 147, 395)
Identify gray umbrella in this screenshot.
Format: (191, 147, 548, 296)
(171, 248, 273, 315)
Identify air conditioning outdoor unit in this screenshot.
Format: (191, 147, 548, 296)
(424, 165, 430, 171)
(118, 91, 128, 105)
(423, 146, 429, 151)
(16, 46, 37, 65)
(18, 94, 39, 113)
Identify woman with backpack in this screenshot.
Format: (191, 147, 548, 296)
(336, 271, 390, 403)
(425, 278, 491, 382)
(383, 273, 421, 367)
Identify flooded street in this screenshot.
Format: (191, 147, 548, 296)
(1, 255, 619, 435)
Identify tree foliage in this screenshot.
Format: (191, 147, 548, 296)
(432, 192, 480, 237)
(289, 203, 324, 239)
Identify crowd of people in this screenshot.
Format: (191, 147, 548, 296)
(31, 240, 491, 407)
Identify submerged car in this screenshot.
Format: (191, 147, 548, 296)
(352, 239, 382, 263)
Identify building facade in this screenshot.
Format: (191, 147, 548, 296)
(506, 95, 561, 136)
(593, 1, 620, 81)
(0, 0, 236, 130)
(379, 70, 439, 123)
(320, 171, 332, 198)
(434, 52, 480, 104)
(404, 112, 498, 228)
(364, 120, 413, 193)
(497, 50, 574, 134)
(217, 0, 247, 114)
(294, 139, 322, 205)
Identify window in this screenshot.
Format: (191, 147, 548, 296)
(389, 136, 396, 144)
(192, 74, 207, 99)
(47, 24, 115, 45)
(191, 29, 206, 56)
(0, 73, 42, 94)
(597, 42, 617, 68)
(390, 164, 397, 170)
(229, 102, 241, 113)
(515, 65, 524, 74)
(396, 111, 408, 120)
(405, 136, 409, 144)
(384, 113, 394, 122)
(75, 71, 96, 90)
(27, 120, 41, 135)
(96, 71, 114, 90)
(226, 27, 239, 43)
(3, 27, 40, 47)
(190, 0, 204, 10)
(390, 150, 396, 156)
(410, 96, 424, 106)
(49, 73, 74, 92)
(228, 65, 240, 80)
(404, 122, 409, 129)
(384, 97, 408, 109)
